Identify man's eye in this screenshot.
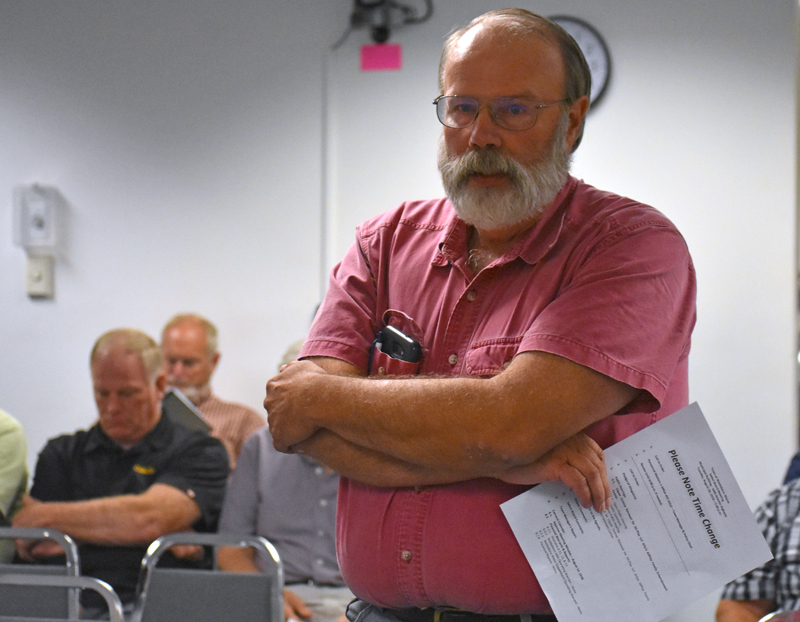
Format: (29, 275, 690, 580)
(499, 102, 529, 116)
(455, 102, 477, 114)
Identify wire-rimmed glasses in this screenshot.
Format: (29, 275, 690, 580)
(433, 95, 567, 131)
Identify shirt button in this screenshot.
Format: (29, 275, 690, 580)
(319, 499, 328, 507)
(448, 354, 458, 366)
(466, 290, 477, 302)
(317, 529, 325, 537)
(315, 466, 324, 476)
(401, 550, 413, 562)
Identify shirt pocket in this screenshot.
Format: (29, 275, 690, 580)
(368, 347, 421, 377)
(464, 337, 522, 376)
(367, 308, 425, 376)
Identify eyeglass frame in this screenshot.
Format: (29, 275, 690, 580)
(432, 95, 569, 131)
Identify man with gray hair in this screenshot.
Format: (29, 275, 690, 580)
(266, 8, 696, 622)
(161, 313, 264, 467)
(13, 328, 229, 616)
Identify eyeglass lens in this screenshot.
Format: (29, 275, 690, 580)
(435, 96, 546, 131)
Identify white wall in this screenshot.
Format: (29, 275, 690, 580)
(0, 0, 349, 466)
(0, 2, 797, 620)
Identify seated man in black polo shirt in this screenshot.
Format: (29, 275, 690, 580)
(12, 328, 230, 617)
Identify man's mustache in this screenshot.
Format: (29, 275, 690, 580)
(449, 148, 523, 184)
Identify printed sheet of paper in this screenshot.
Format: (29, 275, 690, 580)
(501, 403, 772, 622)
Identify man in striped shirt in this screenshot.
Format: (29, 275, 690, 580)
(161, 313, 263, 468)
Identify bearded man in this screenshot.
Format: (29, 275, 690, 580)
(265, 8, 696, 622)
(160, 313, 264, 468)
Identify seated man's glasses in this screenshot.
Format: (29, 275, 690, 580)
(433, 95, 567, 131)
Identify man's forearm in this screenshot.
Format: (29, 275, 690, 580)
(13, 484, 200, 546)
(715, 598, 774, 622)
(294, 429, 471, 488)
(217, 546, 260, 573)
(268, 351, 638, 477)
(299, 427, 612, 513)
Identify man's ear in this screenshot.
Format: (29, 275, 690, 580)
(565, 95, 590, 152)
(155, 371, 168, 395)
(211, 352, 220, 372)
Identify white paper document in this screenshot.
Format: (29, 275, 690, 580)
(501, 403, 772, 622)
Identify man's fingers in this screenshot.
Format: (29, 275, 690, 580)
(560, 441, 611, 512)
(582, 445, 611, 512)
(571, 434, 611, 512)
(284, 588, 312, 621)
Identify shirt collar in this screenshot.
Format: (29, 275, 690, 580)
(83, 412, 173, 455)
(434, 176, 578, 268)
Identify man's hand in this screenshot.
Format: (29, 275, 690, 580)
(168, 544, 205, 561)
(15, 538, 65, 561)
(12, 494, 42, 526)
(497, 432, 612, 512)
(284, 588, 313, 622)
(265, 360, 328, 452)
(14, 496, 67, 560)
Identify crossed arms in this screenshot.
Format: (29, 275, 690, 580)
(12, 483, 200, 560)
(266, 349, 641, 512)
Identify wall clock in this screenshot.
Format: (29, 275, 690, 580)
(550, 15, 611, 107)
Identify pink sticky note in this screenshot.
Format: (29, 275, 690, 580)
(360, 44, 402, 71)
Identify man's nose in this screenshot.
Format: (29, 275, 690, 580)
(468, 107, 503, 149)
(105, 394, 121, 413)
(168, 361, 186, 377)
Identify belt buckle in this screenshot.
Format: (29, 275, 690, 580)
(433, 607, 461, 622)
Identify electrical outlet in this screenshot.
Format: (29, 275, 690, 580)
(26, 255, 54, 299)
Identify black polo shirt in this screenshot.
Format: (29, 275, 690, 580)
(29, 412, 229, 607)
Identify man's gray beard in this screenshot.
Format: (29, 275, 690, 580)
(167, 381, 208, 406)
(437, 114, 572, 231)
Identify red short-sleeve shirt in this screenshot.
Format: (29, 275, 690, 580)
(301, 177, 697, 614)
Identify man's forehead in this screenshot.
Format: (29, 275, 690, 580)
(450, 17, 552, 57)
(444, 24, 565, 98)
(163, 322, 209, 349)
(91, 349, 149, 382)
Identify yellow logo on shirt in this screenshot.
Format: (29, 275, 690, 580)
(133, 464, 155, 475)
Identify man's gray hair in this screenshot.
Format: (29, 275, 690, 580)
(162, 313, 219, 354)
(90, 328, 162, 382)
(437, 8, 591, 151)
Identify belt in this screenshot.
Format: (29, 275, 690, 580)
(391, 607, 557, 622)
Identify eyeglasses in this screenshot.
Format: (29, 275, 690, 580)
(433, 95, 567, 131)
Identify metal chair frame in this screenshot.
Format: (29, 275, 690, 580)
(0, 527, 81, 620)
(133, 531, 283, 622)
(0, 574, 124, 622)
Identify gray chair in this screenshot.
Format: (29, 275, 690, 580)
(0, 528, 80, 620)
(0, 574, 124, 622)
(132, 532, 283, 622)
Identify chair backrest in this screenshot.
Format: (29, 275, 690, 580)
(0, 528, 81, 620)
(0, 574, 124, 622)
(132, 532, 283, 622)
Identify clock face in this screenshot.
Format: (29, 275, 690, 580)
(550, 16, 611, 107)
